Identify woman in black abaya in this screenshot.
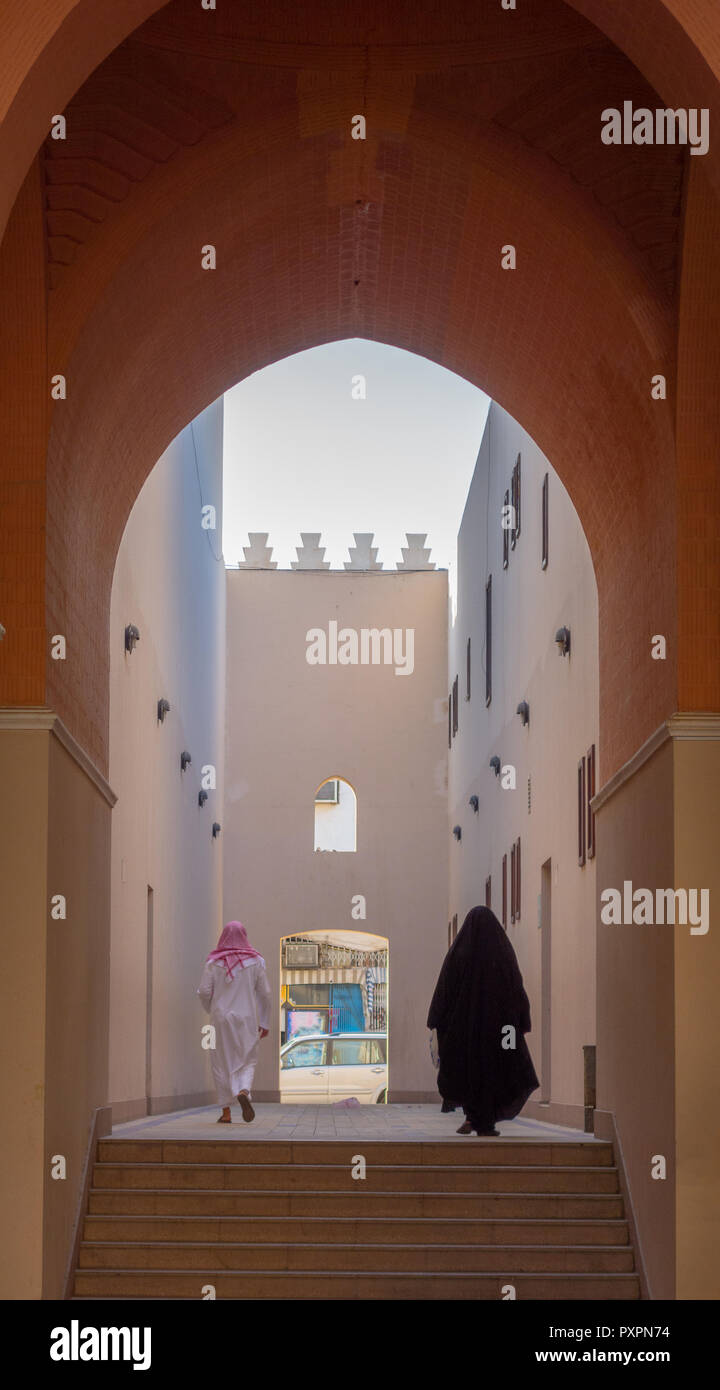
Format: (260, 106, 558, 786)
(427, 906, 539, 1136)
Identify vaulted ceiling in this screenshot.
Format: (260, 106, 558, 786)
(43, 0, 684, 301)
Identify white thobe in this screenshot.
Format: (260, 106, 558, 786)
(197, 958, 272, 1106)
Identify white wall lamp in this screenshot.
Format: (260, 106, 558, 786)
(516, 701, 530, 726)
(555, 626, 571, 657)
(453, 825, 462, 841)
(489, 756, 501, 776)
(180, 750, 192, 772)
(198, 790, 208, 808)
(157, 698, 170, 723)
(124, 623, 140, 653)
(212, 822, 221, 838)
(469, 795, 479, 813)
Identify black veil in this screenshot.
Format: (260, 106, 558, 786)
(427, 906, 539, 1120)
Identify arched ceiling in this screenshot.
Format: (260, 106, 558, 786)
(43, 5, 686, 303)
(0, 0, 718, 241)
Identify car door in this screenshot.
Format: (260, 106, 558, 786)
(328, 1036, 373, 1103)
(365, 1036, 388, 1100)
(279, 1038, 329, 1103)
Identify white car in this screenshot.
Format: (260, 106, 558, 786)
(280, 1032, 387, 1104)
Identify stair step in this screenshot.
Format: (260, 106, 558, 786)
(78, 1240, 635, 1273)
(83, 1213, 630, 1246)
(88, 1189, 625, 1219)
(91, 1162, 618, 1194)
(73, 1269, 641, 1299)
(98, 1139, 614, 1168)
(78, 1136, 637, 1300)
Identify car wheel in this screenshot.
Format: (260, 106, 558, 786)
(376, 1090, 387, 1104)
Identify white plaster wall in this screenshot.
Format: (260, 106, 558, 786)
(314, 780, 357, 851)
(224, 569, 449, 1099)
(108, 399, 226, 1114)
(449, 401, 599, 1110)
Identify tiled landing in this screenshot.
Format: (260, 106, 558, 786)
(113, 1103, 602, 1144)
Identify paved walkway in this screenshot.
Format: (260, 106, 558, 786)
(113, 1103, 602, 1143)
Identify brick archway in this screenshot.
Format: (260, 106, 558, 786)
(1, 0, 719, 1303)
(44, 113, 678, 775)
(4, 0, 713, 774)
(1, 1, 720, 240)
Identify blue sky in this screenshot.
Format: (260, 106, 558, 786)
(222, 340, 490, 581)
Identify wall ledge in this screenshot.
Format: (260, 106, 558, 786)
(592, 713, 720, 815)
(0, 706, 117, 807)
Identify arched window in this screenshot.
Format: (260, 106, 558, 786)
(313, 777, 357, 852)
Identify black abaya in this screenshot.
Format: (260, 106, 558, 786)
(427, 906, 539, 1127)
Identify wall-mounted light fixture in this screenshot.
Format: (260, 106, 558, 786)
(453, 825, 462, 841)
(555, 626, 571, 657)
(516, 701, 530, 726)
(198, 790, 208, 808)
(0, 622, 5, 641)
(212, 822, 221, 839)
(469, 795, 479, 813)
(124, 623, 140, 653)
(157, 698, 170, 723)
(489, 756, 501, 777)
(180, 751, 192, 772)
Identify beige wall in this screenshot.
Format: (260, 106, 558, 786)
(594, 740, 676, 1299)
(0, 720, 112, 1300)
(224, 568, 449, 1100)
(449, 402, 599, 1118)
(0, 727, 49, 1298)
(108, 399, 226, 1118)
(673, 731, 720, 1298)
(44, 736, 111, 1297)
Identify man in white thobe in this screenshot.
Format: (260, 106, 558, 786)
(197, 921, 272, 1123)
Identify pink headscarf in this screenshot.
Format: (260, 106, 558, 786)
(206, 921, 264, 980)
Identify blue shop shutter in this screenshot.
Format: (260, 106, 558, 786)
(330, 983, 365, 1032)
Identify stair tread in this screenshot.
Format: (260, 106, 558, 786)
(77, 1245, 633, 1256)
(84, 1213, 628, 1225)
(76, 1267, 638, 1278)
(94, 1161, 617, 1172)
(89, 1186, 622, 1197)
(99, 1140, 612, 1146)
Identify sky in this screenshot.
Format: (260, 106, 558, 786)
(222, 340, 490, 592)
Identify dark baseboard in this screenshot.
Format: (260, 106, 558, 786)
(62, 1105, 112, 1300)
(110, 1091, 216, 1123)
(523, 1098, 587, 1130)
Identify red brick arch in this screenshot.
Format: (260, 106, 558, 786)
(1, 0, 719, 240)
(44, 113, 677, 775)
(0, 0, 718, 778)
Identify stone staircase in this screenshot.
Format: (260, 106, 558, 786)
(73, 1137, 640, 1299)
